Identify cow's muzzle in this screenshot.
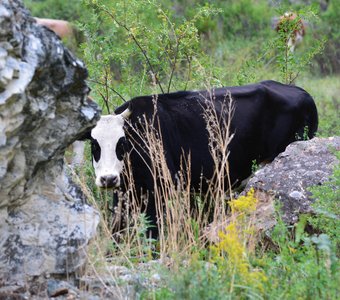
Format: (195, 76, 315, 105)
(99, 175, 119, 189)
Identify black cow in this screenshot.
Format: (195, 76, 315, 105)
(86, 80, 318, 237)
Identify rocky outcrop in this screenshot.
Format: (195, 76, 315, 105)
(245, 136, 340, 233)
(0, 0, 100, 295)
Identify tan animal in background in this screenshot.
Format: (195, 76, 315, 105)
(275, 12, 306, 52)
(35, 17, 74, 39)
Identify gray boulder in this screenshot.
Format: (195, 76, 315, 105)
(0, 0, 100, 295)
(245, 136, 339, 233)
(206, 137, 339, 243)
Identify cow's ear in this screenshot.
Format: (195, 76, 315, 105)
(77, 130, 92, 141)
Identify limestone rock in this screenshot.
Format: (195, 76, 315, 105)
(245, 136, 340, 232)
(205, 137, 339, 243)
(0, 0, 100, 294)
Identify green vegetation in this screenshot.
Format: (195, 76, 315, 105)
(309, 152, 340, 249)
(24, 0, 339, 298)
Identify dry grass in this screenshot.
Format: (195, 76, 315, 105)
(113, 91, 236, 258)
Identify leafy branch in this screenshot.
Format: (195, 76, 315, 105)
(94, 3, 165, 94)
(87, 77, 126, 107)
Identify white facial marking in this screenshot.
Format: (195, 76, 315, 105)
(91, 115, 125, 188)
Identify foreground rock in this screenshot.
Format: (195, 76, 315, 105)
(0, 0, 100, 296)
(245, 136, 340, 234)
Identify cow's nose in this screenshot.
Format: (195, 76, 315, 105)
(100, 175, 118, 188)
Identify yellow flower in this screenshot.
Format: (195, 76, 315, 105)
(230, 188, 257, 214)
(210, 189, 267, 292)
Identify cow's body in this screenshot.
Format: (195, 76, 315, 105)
(88, 80, 318, 236)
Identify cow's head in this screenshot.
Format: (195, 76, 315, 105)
(87, 108, 131, 189)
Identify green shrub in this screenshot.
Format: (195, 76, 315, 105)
(79, 0, 223, 113)
(264, 5, 325, 84)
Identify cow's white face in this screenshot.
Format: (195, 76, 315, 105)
(90, 110, 130, 188)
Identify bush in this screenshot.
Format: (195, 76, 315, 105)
(79, 0, 224, 113)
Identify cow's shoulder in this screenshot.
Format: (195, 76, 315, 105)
(260, 79, 308, 95)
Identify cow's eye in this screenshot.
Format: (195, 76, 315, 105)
(91, 139, 101, 162)
(116, 137, 129, 161)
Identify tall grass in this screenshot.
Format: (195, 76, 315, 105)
(70, 90, 239, 282)
(106, 90, 236, 259)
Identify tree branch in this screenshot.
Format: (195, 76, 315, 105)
(100, 5, 165, 94)
(88, 78, 126, 103)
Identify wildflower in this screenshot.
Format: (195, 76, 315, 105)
(210, 189, 267, 292)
